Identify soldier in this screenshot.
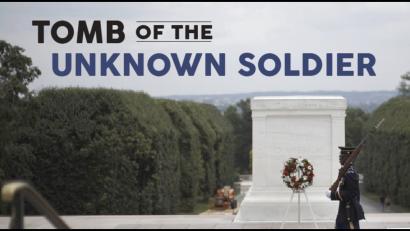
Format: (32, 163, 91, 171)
(326, 147, 365, 229)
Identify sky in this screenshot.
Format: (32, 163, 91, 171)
(0, 2, 409, 96)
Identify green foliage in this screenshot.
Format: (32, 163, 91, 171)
(0, 40, 40, 214)
(357, 96, 410, 208)
(0, 87, 237, 215)
(159, 100, 204, 212)
(0, 40, 40, 177)
(346, 107, 370, 174)
(398, 71, 410, 97)
(224, 99, 252, 174)
(345, 107, 369, 147)
(180, 102, 237, 198)
(0, 40, 40, 101)
(0, 40, 238, 215)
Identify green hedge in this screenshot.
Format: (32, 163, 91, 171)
(224, 99, 252, 174)
(159, 100, 204, 212)
(345, 107, 369, 147)
(179, 102, 236, 197)
(357, 96, 410, 208)
(0, 88, 237, 215)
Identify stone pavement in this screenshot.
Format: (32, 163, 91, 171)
(1, 213, 410, 229)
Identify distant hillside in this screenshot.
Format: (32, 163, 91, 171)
(163, 91, 398, 113)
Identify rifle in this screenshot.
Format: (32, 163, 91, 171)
(329, 118, 385, 192)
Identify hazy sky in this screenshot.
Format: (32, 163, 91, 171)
(0, 2, 409, 96)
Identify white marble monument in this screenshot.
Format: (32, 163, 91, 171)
(235, 96, 347, 222)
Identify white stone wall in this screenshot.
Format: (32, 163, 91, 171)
(235, 96, 347, 222)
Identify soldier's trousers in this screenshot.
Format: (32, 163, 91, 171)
(335, 220, 360, 229)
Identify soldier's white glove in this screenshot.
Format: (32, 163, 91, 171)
(325, 190, 331, 199)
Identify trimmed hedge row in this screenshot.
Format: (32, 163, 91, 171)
(357, 96, 410, 208)
(0, 88, 237, 215)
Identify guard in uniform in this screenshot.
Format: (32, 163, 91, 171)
(326, 147, 365, 229)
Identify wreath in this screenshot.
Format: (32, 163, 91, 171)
(281, 157, 314, 191)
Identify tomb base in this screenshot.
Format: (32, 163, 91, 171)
(234, 186, 338, 222)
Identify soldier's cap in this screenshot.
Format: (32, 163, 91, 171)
(338, 146, 355, 155)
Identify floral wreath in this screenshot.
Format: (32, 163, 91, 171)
(281, 157, 314, 191)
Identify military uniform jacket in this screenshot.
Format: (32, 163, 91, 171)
(331, 166, 365, 227)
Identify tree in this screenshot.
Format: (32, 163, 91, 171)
(358, 96, 410, 207)
(345, 107, 369, 147)
(224, 99, 252, 174)
(0, 40, 40, 101)
(0, 41, 240, 215)
(0, 40, 40, 145)
(0, 40, 40, 214)
(346, 107, 369, 174)
(398, 71, 410, 97)
(0, 40, 40, 178)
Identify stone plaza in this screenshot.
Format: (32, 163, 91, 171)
(1, 213, 410, 229)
